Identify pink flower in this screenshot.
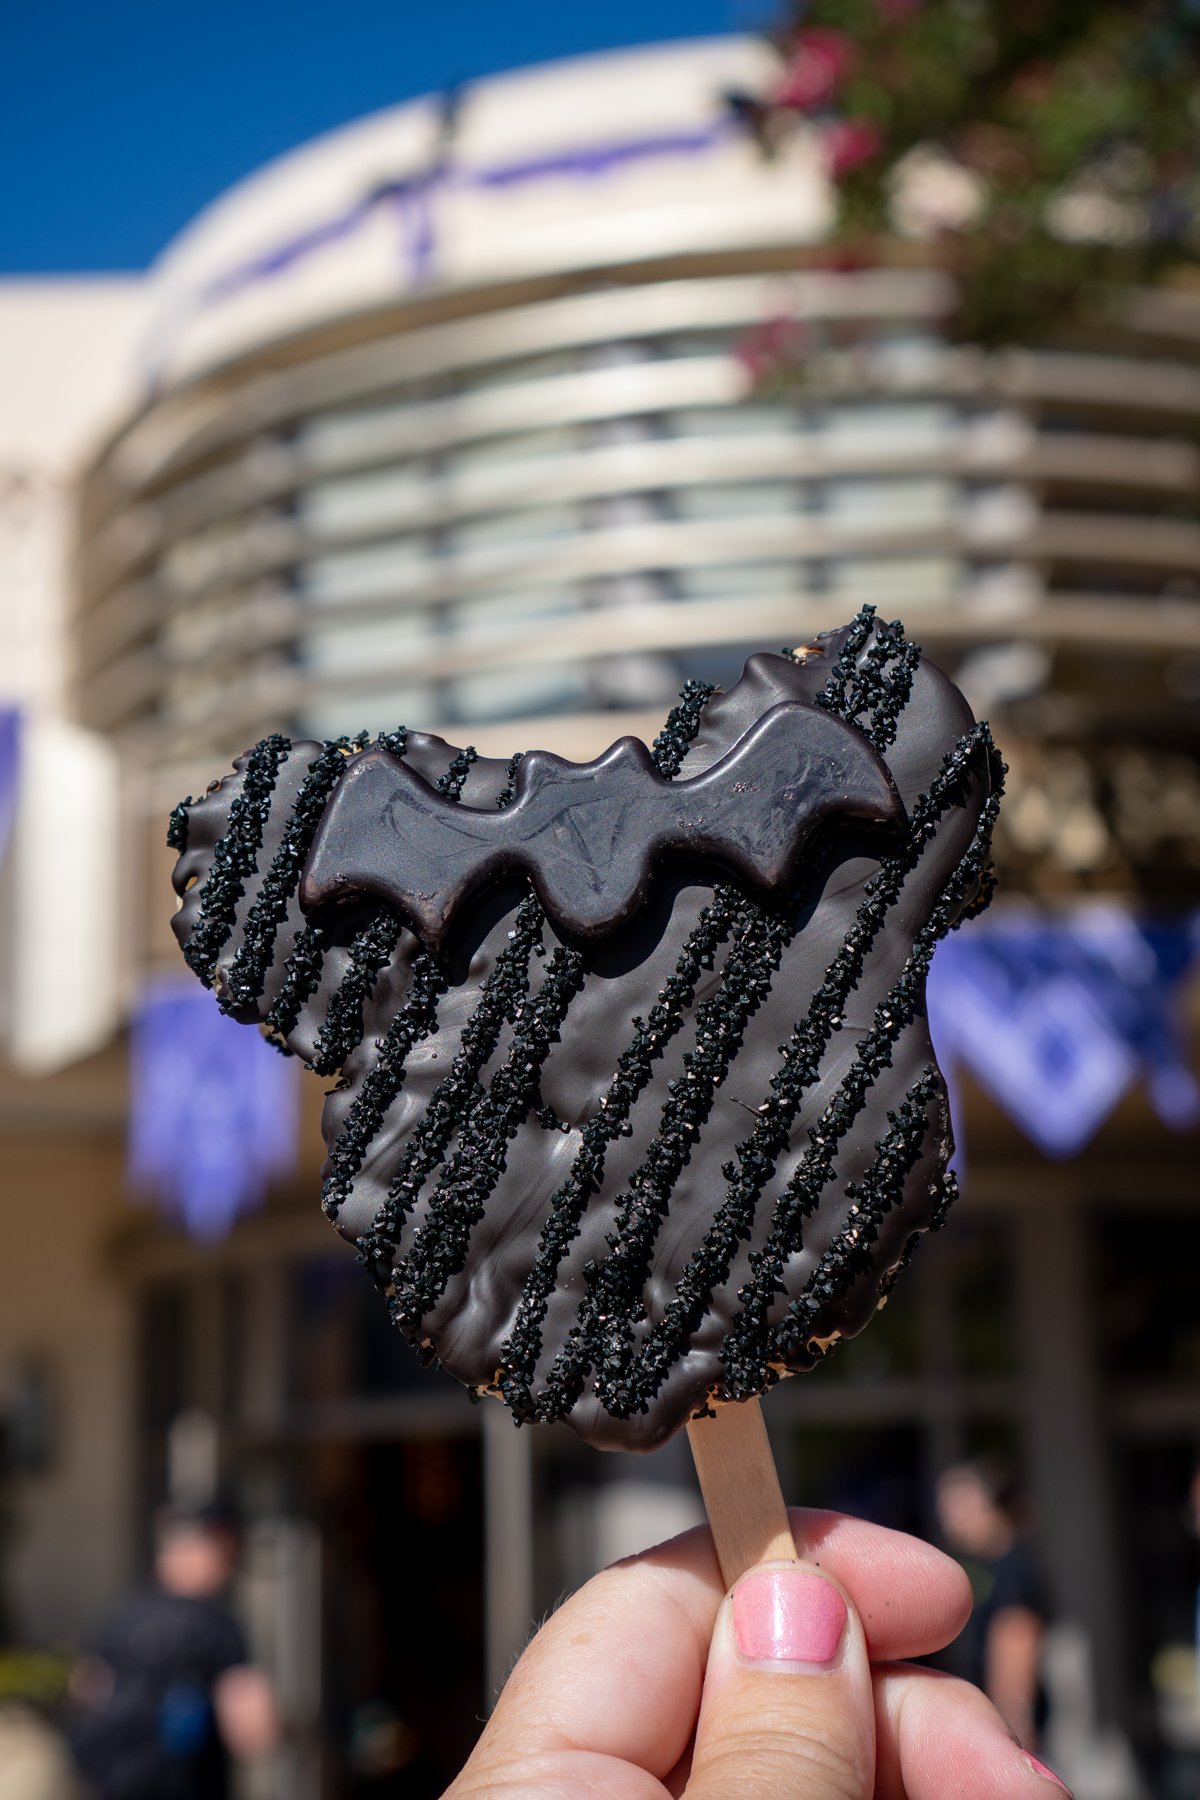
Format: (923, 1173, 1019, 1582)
(773, 28, 855, 110)
(822, 118, 883, 176)
(735, 314, 810, 383)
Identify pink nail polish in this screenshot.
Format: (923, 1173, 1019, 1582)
(1026, 1755, 1072, 1794)
(732, 1566, 848, 1667)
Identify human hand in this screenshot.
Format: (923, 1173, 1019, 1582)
(446, 1507, 1072, 1799)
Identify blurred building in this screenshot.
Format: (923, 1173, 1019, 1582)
(1, 37, 1198, 1800)
(0, 278, 147, 1638)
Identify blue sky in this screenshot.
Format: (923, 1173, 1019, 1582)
(4, 0, 775, 272)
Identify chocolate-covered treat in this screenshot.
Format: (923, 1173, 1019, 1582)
(170, 608, 1003, 1450)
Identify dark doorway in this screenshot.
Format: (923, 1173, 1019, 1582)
(315, 1433, 485, 1797)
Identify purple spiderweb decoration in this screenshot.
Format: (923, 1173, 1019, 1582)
(128, 978, 297, 1240)
(928, 907, 1200, 1162)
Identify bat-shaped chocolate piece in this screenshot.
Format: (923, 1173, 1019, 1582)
(169, 609, 1003, 1451)
(301, 704, 902, 955)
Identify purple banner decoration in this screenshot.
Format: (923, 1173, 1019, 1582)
(145, 116, 735, 383)
(128, 978, 298, 1240)
(0, 707, 20, 869)
(927, 907, 1200, 1161)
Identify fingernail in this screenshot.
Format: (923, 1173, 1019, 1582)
(732, 1566, 848, 1668)
(1026, 1755, 1072, 1795)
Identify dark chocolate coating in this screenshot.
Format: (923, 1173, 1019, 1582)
(170, 609, 1002, 1451)
(301, 704, 902, 955)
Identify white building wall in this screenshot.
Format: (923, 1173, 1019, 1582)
(0, 281, 148, 1073)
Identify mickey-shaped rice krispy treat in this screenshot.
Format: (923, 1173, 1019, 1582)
(170, 607, 1003, 1453)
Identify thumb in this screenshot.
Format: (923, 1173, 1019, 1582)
(684, 1559, 874, 1800)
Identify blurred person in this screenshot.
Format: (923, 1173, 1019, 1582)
(936, 1456, 1050, 1750)
(445, 1508, 1072, 1796)
(68, 1505, 278, 1800)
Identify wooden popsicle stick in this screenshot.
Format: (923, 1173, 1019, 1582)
(687, 1397, 796, 1588)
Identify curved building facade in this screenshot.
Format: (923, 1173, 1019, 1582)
(75, 39, 1200, 912)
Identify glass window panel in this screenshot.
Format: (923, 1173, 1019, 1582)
(302, 612, 435, 675)
(673, 483, 801, 520)
(442, 664, 587, 724)
(784, 1423, 925, 1536)
(672, 406, 796, 438)
(298, 466, 437, 534)
(300, 686, 429, 742)
(450, 587, 579, 634)
(1095, 1206, 1200, 1382)
(583, 492, 669, 530)
(584, 651, 680, 710)
(300, 539, 434, 603)
(298, 404, 419, 469)
(448, 505, 577, 555)
(824, 478, 956, 528)
(447, 426, 577, 475)
(677, 561, 800, 599)
(955, 1220, 1018, 1379)
(819, 402, 955, 453)
(456, 349, 579, 393)
(676, 644, 769, 689)
(656, 330, 740, 360)
(582, 571, 670, 608)
(830, 555, 960, 605)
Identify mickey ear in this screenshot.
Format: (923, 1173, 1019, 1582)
(299, 704, 901, 958)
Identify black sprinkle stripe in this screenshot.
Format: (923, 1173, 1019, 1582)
(183, 735, 291, 983)
(810, 606, 878, 720)
(254, 729, 409, 1044)
(379, 676, 719, 1353)
(561, 895, 791, 1420)
(813, 612, 928, 752)
(720, 741, 1004, 1400)
(813, 607, 921, 753)
(332, 738, 562, 1241)
(492, 691, 730, 1416)
(307, 912, 404, 1077)
(221, 738, 363, 1012)
(321, 947, 447, 1220)
(651, 679, 717, 778)
(624, 720, 999, 1411)
(927, 1165, 959, 1234)
(436, 745, 478, 801)
(166, 800, 192, 852)
(351, 895, 545, 1245)
(496, 895, 737, 1419)
(518, 618, 996, 1423)
(265, 922, 329, 1041)
(773, 1067, 941, 1344)
(496, 751, 525, 811)
(330, 739, 564, 1248)
(522, 613, 927, 1418)
(387, 943, 587, 1336)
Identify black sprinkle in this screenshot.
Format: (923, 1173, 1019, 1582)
(166, 800, 192, 852)
(221, 738, 362, 1012)
(308, 912, 405, 1077)
(496, 751, 526, 811)
(436, 745, 478, 802)
(182, 735, 290, 984)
